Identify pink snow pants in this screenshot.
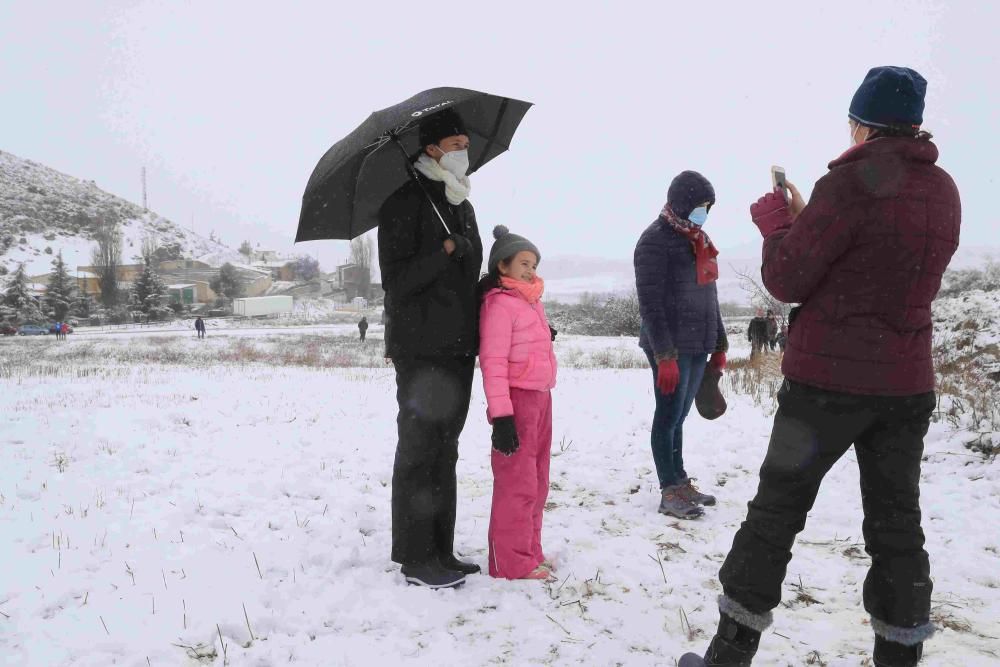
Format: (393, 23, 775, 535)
(488, 388, 553, 579)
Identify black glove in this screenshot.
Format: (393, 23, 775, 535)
(448, 233, 473, 260)
(549, 325, 558, 341)
(491, 416, 520, 456)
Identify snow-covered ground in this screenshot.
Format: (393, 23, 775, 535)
(1, 332, 998, 666)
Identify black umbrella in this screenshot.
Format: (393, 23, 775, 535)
(295, 87, 532, 242)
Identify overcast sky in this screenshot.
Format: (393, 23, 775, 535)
(1, 1, 994, 272)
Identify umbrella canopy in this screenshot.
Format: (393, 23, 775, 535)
(296, 87, 532, 242)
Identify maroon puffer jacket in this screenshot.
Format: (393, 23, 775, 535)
(762, 138, 961, 396)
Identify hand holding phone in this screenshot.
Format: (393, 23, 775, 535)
(770, 165, 788, 201)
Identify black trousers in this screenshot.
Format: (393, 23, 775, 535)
(391, 356, 475, 565)
(720, 380, 936, 630)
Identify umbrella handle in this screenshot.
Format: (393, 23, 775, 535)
(389, 135, 452, 236)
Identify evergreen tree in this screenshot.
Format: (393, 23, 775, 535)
(2, 263, 42, 323)
(131, 260, 170, 320)
(210, 263, 244, 300)
(72, 291, 96, 320)
(45, 252, 76, 321)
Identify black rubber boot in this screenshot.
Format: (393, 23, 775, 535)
(439, 554, 481, 575)
(400, 562, 465, 589)
(704, 613, 761, 666)
(873, 636, 923, 667)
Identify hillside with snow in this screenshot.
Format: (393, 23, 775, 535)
(0, 149, 245, 277)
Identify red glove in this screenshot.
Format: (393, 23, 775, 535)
(750, 187, 793, 237)
(656, 359, 680, 395)
(709, 352, 726, 370)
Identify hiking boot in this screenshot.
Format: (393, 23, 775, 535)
(689, 613, 761, 666)
(659, 486, 704, 519)
(873, 636, 923, 667)
(677, 478, 717, 506)
(439, 554, 481, 575)
(400, 562, 466, 589)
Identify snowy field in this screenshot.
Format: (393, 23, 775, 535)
(1, 331, 998, 666)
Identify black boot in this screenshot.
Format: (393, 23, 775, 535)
(873, 636, 923, 667)
(704, 613, 761, 666)
(400, 562, 465, 589)
(439, 554, 481, 575)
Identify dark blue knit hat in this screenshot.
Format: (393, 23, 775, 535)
(849, 66, 927, 128)
(667, 171, 715, 221)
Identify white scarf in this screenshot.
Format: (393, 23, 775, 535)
(413, 154, 472, 206)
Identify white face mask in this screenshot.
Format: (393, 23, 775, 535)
(437, 146, 470, 178)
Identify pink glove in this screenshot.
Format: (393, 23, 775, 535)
(750, 187, 793, 237)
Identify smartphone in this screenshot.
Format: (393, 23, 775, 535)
(770, 165, 788, 200)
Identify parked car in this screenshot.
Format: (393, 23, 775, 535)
(1, 324, 17, 336)
(18, 324, 49, 336)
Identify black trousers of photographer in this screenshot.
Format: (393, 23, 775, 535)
(719, 380, 936, 632)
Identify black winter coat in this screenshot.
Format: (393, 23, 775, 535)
(747, 317, 769, 343)
(634, 218, 728, 359)
(378, 176, 483, 359)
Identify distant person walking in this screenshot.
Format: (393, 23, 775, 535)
(746, 310, 769, 359)
(682, 66, 961, 667)
(194, 317, 206, 339)
(358, 316, 368, 342)
(634, 170, 728, 521)
(765, 310, 779, 351)
(60, 322, 69, 340)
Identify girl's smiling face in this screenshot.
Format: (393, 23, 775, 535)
(498, 250, 539, 282)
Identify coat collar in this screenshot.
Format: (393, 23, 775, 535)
(829, 137, 939, 170)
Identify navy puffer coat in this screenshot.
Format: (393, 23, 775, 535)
(634, 219, 728, 359)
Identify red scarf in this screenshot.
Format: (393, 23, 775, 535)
(659, 203, 720, 285)
(500, 275, 545, 303)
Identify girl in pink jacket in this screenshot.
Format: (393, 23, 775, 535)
(479, 225, 558, 581)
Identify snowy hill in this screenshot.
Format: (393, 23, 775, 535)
(0, 149, 245, 277)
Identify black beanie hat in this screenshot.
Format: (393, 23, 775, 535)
(418, 109, 468, 148)
(849, 66, 926, 128)
(667, 171, 715, 221)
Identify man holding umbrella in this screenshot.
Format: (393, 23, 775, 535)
(379, 109, 484, 589)
(298, 88, 531, 589)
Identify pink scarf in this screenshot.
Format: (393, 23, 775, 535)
(659, 203, 720, 285)
(500, 276, 545, 303)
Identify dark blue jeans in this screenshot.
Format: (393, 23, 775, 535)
(644, 350, 708, 489)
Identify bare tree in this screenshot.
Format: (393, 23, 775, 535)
(350, 235, 374, 298)
(732, 263, 791, 322)
(92, 222, 123, 308)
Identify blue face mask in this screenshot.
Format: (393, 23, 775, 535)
(688, 206, 709, 226)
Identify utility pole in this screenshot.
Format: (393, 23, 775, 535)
(141, 167, 148, 211)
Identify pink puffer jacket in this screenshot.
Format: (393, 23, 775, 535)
(480, 287, 558, 419)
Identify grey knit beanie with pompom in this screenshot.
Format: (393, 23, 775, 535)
(488, 225, 541, 273)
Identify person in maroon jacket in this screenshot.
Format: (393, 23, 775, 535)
(682, 67, 960, 667)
